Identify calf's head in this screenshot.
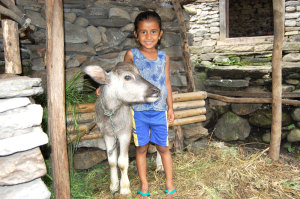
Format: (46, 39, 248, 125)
(83, 62, 160, 104)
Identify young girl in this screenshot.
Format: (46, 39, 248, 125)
(124, 11, 176, 198)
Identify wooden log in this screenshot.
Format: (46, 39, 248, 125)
(174, 126, 184, 151)
(172, 0, 196, 92)
(66, 102, 95, 114)
(207, 93, 300, 107)
(46, 0, 70, 198)
(67, 129, 102, 144)
(67, 122, 97, 134)
(209, 90, 300, 98)
(173, 100, 205, 110)
(174, 107, 206, 119)
(173, 91, 207, 102)
(169, 115, 206, 127)
(270, 0, 284, 161)
(1, 0, 22, 74)
(66, 112, 95, 124)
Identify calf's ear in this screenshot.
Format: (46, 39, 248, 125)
(83, 65, 110, 84)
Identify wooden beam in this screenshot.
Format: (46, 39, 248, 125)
(208, 90, 300, 98)
(46, 0, 70, 198)
(269, 0, 284, 161)
(1, 0, 21, 74)
(172, 0, 196, 92)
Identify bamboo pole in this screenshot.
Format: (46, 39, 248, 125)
(174, 107, 206, 119)
(170, 115, 206, 127)
(66, 102, 96, 114)
(68, 130, 102, 144)
(1, 0, 21, 74)
(269, 0, 284, 161)
(172, 0, 196, 92)
(46, 0, 70, 198)
(173, 91, 207, 102)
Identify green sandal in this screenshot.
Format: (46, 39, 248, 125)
(137, 190, 150, 198)
(165, 189, 177, 197)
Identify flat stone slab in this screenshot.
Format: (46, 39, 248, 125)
(0, 178, 51, 199)
(0, 97, 31, 113)
(0, 127, 48, 156)
(0, 76, 43, 98)
(205, 79, 249, 87)
(0, 104, 43, 132)
(0, 148, 47, 186)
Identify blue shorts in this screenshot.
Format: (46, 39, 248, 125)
(131, 110, 169, 147)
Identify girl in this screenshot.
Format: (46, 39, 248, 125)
(124, 11, 177, 198)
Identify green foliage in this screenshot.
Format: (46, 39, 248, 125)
(287, 124, 295, 130)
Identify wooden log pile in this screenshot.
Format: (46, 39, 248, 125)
(66, 91, 207, 146)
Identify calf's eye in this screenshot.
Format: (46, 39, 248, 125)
(124, 75, 131, 80)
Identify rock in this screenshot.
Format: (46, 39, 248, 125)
(161, 46, 183, 61)
(0, 148, 47, 185)
(249, 109, 292, 128)
(88, 18, 130, 27)
(0, 104, 43, 133)
(287, 128, 300, 142)
(73, 148, 107, 170)
(64, 22, 88, 44)
(87, 26, 102, 46)
(74, 17, 89, 27)
(65, 43, 96, 55)
(109, 8, 130, 20)
(148, 144, 157, 153)
(0, 97, 31, 113)
(78, 137, 106, 150)
(0, 178, 51, 199)
(262, 130, 288, 143)
(182, 123, 208, 140)
(0, 127, 48, 156)
(291, 108, 300, 121)
(161, 32, 180, 48)
(0, 76, 43, 98)
(215, 112, 251, 141)
(204, 79, 249, 88)
(157, 7, 175, 21)
(66, 55, 87, 68)
(25, 10, 46, 29)
(283, 53, 300, 62)
(231, 103, 262, 116)
(64, 12, 77, 23)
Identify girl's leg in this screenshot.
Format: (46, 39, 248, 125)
(156, 145, 176, 193)
(136, 144, 149, 198)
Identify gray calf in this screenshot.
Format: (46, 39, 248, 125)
(83, 62, 160, 195)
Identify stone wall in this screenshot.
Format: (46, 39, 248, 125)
(0, 75, 50, 199)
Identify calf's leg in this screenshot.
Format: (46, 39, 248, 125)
(118, 132, 131, 195)
(104, 135, 119, 194)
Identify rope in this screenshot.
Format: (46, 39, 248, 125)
(99, 92, 118, 156)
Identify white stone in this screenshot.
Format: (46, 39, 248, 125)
(0, 178, 51, 199)
(0, 148, 47, 185)
(0, 127, 48, 156)
(0, 97, 31, 113)
(109, 7, 130, 20)
(0, 104, 43, 132)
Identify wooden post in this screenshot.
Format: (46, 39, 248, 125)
(1, 0, 22, 74)
(46, 0, 71, 198)
(269, 0, 284, 161)
(172, 0, 196, 92)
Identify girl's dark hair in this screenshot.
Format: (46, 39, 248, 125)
(134, 11, 162, 32)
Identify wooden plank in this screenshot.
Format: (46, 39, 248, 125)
(172, 0, 195, 92)
(173, 100, 205, 110)
(173, 91, 207, 102)
(67, 122, 97, 134)
(66, 112, 94, 124)
(68, 129, 102, 144)
(170, 115, 206, 127)
(46, 0, 70, 198)
(174, 126, 183, 151)
(67, 102, 95, 114)
(174, 107, 206, 119)
(209, 90, 300, 98)
(270, 0, 284, 161)
(1, 0, 22, 74)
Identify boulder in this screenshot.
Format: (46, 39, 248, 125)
(73, 148, 107, 170)
(215, 112, 251, 141)
(287, 128, 300, 142)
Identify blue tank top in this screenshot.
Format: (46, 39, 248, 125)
(131, 48, 168, 111)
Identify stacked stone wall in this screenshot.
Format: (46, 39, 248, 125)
(0, 75, 50, 198)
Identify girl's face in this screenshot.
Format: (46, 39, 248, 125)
(134, 18, 163, 50)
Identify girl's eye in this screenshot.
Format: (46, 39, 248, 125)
(151, 30, 157, 34)
(124, 75, 131, 81)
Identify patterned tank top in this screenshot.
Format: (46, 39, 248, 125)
(131, 48, 168, 111)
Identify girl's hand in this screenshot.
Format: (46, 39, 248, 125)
(96, 87, 100, 97)
(167, 108, 175, 123)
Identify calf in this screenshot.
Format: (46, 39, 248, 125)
(83, 62, 160, 195)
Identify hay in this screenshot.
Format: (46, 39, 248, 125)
(90, 142, 299, 199)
